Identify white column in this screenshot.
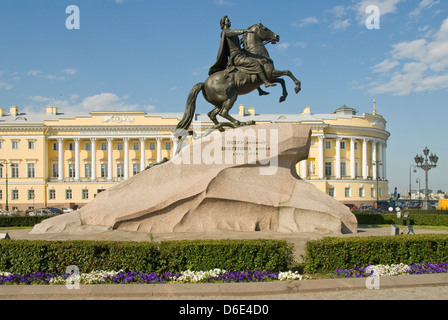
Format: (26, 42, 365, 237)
(372, 140, 378, 180)
(362, 138, 369, 179)
(140, 137, 146, 172)
(335, 137, 341, 179)
(318, 135, 324, 179)
(123, 138, 129, 180)
(107, 137, 113, 181)
(382, 142, 387, 180)
(350, 138, 356, 179)
(300, 159, 307, 179)
(156, 138, 162, 162)
(90, 138, 97, 181)
(171, 137, 178, 157)
(378, 141, 383, 179)
(74, 138, 80, 181)
(57, 138, 64, 181)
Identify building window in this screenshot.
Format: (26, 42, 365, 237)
(379, 187, 383, 198)
(84, 163, 91, 178)
(354, 142, 358, 150)
(133, 142, 139, 150)
(49, 189, 56, 200)
(0, 190, 2, 200)
(325, 161, 332, 177)
(11, 140, 19, 150)
(328, 187, 335, 197)
(340, 141, 346, 149)
(0, 165, 3, 178)
(52, 142, 58, 151)
(117, 164, 124, 178)
(355, 162, 360, 177)
(52, 164, 59, 178)
(11, 189, 19, 200)
(325, 141, 332, 149)
(100, 164, 107, 178)
(27, 163, 35, 178)
(133, 163, 140, 176)
(0, 140, 2, 149)
(68, 164, 75, 178)
(65, 189, 72, 200)
(165, 142, 171, 151)
(371, 187, 375, 198)
(68, 143, 74, 151)
(149, 142, 156, 150)
(82, 189, 89, 200)
(359, 187, 365, 197)
(10, 163, 19, 178)
(345, 187, 351, 197)
(101, 142, 107, 151)
(117, 142, 123, 151)
(28, 189, 35, 200)
(28, 140, 35, 150)
(85, 142, 91, 151)
(340, 161, 347, 177)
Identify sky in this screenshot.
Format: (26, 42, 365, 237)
(0, 0, 447, 196)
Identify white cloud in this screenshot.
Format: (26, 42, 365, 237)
(410, 0, 440, 17)
(354, 0, 404, 24)
(369, 18, 448, 95)
(0, 82, 13, 90)
(292, 17, 319, 28)
(62, 68, 77, 75)
(28, 92, 156, 113)
(371, 59, 400, 73)
(331, 19, 350, 31)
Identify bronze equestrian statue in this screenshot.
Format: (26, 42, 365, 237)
(175, 16, 301, 136)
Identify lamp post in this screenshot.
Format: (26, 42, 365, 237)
(414, 147, 438, 210)
(373, 160, 382, 209)
(0, 161, 9, 212)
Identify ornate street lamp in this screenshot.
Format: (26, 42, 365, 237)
(0, 161, 9, 212)
(414, 147, 438, 210)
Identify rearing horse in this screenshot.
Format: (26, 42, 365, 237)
(175, 22, 301, 135)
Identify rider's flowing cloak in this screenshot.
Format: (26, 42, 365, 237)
(209, 30, 229, 76)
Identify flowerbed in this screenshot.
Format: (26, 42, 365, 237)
(1, 262, 446, 285)
(0, 269, 306, 285)
(329, 262, 448, 278)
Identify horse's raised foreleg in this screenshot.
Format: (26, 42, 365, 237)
(271, 78, 287, 103)
(271, 70, 301, 94)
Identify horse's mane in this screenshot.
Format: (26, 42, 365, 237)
(241, 24, 259, 49)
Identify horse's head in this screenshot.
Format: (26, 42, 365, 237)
(252, 21, 279, 45)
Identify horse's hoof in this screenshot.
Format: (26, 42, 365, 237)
(295, 86, 301, 94)
(279, 96, 286, 103)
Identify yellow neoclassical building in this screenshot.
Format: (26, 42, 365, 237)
(0, 104, 390, 212)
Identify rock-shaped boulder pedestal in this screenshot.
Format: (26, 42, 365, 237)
(31, 123, 357, 235)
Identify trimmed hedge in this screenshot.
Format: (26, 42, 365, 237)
(0, 239, 294, 274)
(354, 213, 448, 226)
(304, 234, 448, 274)
(0, 215, 55, 228)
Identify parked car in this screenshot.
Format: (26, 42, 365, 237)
(29, 209, 51, 216)
(0, 209, 12, 216)
(344, 203, 358, 211)
(44, 207, 63, 215)
(62, 207, 74, 213)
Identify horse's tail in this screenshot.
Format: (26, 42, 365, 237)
(175, 82, 204, 135)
